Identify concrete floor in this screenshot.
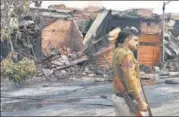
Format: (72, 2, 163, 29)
(1, 76, 179, 116)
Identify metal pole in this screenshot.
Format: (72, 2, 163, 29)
(162, 2, 165, 63)
(162, 1, 171, 63)
(140, 78, 153, 117)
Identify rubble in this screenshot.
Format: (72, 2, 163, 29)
(165, 79, 179, 84)
(168, 72, 179, 76)
(164, 33, 179, 60)
(14, 16, 42, 59)
(153, 66, 160, 73)
(140, 73, 157, 85)
(1, 2, 178, 99)
(139, 64, 153, 74)
(95, 78, 105, 82)
(42, 68, 53, 77)
(1, 4, 179, 116)
(35, 51, 111, 81)
(140, 74, 157, 80)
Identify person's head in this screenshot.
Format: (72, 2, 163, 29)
(115, 27, 139, 51)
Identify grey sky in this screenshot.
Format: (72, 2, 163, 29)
(30, 1, 179, 14)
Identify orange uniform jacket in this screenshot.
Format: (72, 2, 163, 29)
(112, 46, 141, 98)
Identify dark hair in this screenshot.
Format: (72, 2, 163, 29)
(115, 27, 139, 48)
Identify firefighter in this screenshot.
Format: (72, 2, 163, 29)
(109, 27, 148, 116)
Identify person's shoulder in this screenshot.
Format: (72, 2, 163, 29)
(122, 54, 135, 69)
(123, 54, 133, 61)
(113, 47, 130, 63)
(115, 47, 129, 56)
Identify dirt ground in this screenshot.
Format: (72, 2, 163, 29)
(1, 76, 179, 116)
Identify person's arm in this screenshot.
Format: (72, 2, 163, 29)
(121, 54, 148, 111)
(121, 54, 141, 98)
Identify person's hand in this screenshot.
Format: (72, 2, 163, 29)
(136, 95, 148, 111)
(136, 111, 146, 116)
(137, 100, 148, 111)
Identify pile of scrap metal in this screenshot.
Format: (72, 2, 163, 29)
(17, 16, 42, 59)
(0, 16, 42, 65)
(1, 15, 42, 61)
(164, 14, 179, 60)
(1, 6, 111, 81)
(162, 16, 179, 71)
(164, 33, 179, 60)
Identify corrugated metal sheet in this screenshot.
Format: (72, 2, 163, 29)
(83, 10, 110, 47)
(41, 12, 72, 19)
(76, 19, 93, 33)
(136, 9, 153, 18)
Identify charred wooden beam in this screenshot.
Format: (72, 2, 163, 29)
(54, 56, 89, 71)
(36, 53, 61, 64)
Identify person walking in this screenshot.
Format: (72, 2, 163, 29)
(109, 27, 148, 116)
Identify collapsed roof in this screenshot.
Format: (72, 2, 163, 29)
(83, 9, 179, 63)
